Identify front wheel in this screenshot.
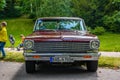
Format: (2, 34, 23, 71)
(86, 61, 98, 72)
(25, 61, 36, 73)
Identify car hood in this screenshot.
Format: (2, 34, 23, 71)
(25, 30, 98, 41)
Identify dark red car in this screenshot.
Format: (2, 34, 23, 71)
(23, 17, 101, 73)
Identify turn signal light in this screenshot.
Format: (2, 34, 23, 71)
(83, 55, 92, 58)
(33, 55, 40, 59)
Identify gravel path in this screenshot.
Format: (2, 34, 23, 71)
(4, 48, 120, 57)
(5, 48, 23, 53)
(100, 52, 120, 57)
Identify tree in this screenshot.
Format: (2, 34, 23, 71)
(0, 0, 6, 10)
(0, 0, 120, 33)
(103, 0, 120, 32)
(71, 0, 120, 32)
(34, 0, 72, 17)
(71, 0, 95, 28)
(0, 0, 22, 18)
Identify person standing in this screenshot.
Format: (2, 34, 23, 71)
(0, 21, 8, 58)
(16, 34, 25, 51)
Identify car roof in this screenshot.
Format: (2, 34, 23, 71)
(37, 17, 83, 20)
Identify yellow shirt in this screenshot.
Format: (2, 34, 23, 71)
(0, 27, 8, 42)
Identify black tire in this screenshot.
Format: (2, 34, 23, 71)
(25, 61, 36, 73)
(86, 61, 98, 72)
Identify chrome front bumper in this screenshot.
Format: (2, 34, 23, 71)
(24, 52, 101, 62)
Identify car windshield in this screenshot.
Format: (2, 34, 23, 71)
(34, 19, 87, 31)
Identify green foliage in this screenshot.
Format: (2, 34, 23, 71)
(0, 0, 6, 9)
(21, 0, 32, 14)
(0, 0, 6, 10)
(71, 0, 93, 26)
(71, 0, 120, 33)
(0, 0, 22, 18)
(35, 0, 72, 17)
(71, 0, 107, 28)
(92, 27, 105, 35)
(103, 11, 120, 32)
(86, 26, 92, 32)
(28, 13, 36, 19)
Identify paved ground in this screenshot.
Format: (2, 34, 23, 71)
(5, 48, 23, 53)
(0, 62, 120, 80)
(100, 52, 120, 57)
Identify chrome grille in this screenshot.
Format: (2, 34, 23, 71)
(34, 42, 90, 53)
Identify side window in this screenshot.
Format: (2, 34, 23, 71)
(35, 21, 40, 30)
(34, 20, 46, 30)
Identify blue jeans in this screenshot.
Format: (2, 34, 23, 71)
(0, 42, 6, 57)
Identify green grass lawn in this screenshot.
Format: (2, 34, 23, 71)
(98, 33, 120, 51)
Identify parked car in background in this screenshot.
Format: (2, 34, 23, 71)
(23, 17, 100, 73)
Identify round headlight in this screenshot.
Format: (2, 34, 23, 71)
(90, 40, 100, 49)
(24, 40, 34, 49)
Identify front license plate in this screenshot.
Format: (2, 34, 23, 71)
(50, 56, 73, 62)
